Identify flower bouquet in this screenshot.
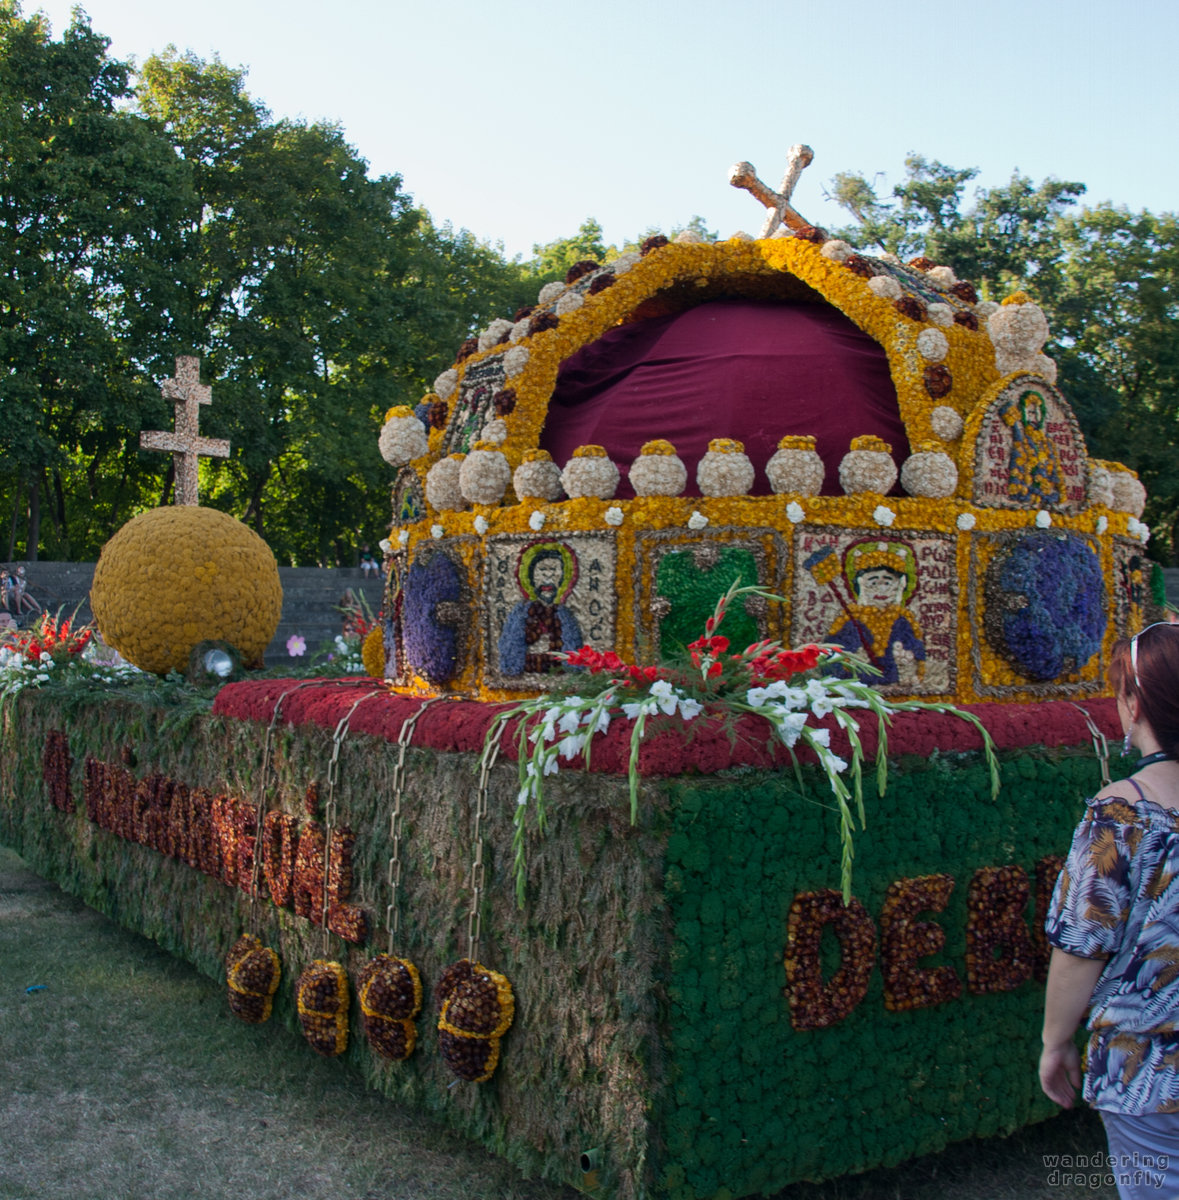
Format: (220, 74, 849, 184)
(485, 582, 998, 905)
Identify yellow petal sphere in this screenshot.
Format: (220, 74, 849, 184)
(91, 506, 282, 674)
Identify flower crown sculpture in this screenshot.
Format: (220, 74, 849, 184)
(378, 144, 1155, 706)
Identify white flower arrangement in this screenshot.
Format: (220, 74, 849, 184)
(930, 405, 964, 441)
(1128, 517, 1151, 544)
(629, 442, 688, 497)
(604, 506, 624, 527)
(786, 501, 806, 524)
(687, 510, 709, 530)
(473, 514, 489, 535)
(926, 303, 954, 328)
(537, 281, 566, 306)
(1110, 469, 1147, 518)
(555, 290, 584, 316)
(425, 456, 466, 511)
(1088, 461, 1114, 508)
(900, 448, 958, 499)
(956, 512, 977, 531)
(459, 446, 511, 505)
(839, 441, 897, 495)
(398, 529, 410, 548)
(916, 327, 949, 363)
(480, 418, 509, 446)
(513, 455, 564, 502)
(820, 239, 853, 262)
(927, 265, 957, 288)
(378, 409, 429, 467)
(766, 439, 824, 496)
(873, 505, 896, 527)
(529, 510, 546, 531)
(477, 318, 514, 352)
(378, 538, 392, 555)
(1096, 515, 1109, 534)
(430, 524, 444, 539)
(1035, 509, 1052, 529)
(509, 317, 531, 343)
(503, 346, 531, 378)
(433, 369, 459, 400)
(489, 580, 1000, 908)
(611, 251, 640, 275)
(867, 275, 902, 300)
(697, 441, 755, 497)
(974, 300, 1001, 320)
(561, 450, 619, 500)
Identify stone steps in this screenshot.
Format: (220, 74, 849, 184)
(2, 561, 384, 666)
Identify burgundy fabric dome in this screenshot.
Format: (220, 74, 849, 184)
(539, 297, 908, 499)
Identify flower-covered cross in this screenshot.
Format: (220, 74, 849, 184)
(728, 143, 815, 238)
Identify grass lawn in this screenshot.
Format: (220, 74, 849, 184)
(0, 845, 1115, 1200)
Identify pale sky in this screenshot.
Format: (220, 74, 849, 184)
(26, 0, 1179, 261)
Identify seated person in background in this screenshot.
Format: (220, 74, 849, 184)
(11, 566, 40, 617)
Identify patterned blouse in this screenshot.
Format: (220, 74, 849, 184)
(1046, 791, 1179, 1115)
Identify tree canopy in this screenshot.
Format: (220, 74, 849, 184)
(2, 6, 1175, 565)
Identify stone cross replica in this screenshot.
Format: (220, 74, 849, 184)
(140, 356, 230, 506)
(728, 144, 815, 239)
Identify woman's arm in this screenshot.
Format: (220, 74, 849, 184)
(1039, 947, 1107, 1107)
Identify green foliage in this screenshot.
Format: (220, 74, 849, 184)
(830, 156, 1179, 563)
(0, 15, 533, 565)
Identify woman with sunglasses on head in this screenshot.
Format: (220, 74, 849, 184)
(1040, 622, 1179, 1198)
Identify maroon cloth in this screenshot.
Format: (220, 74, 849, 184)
(539, 298, 908, 498)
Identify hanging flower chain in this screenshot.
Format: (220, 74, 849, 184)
(485, 581, 999, 907)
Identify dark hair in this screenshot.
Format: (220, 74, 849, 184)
(1110, 624, 1179, 758)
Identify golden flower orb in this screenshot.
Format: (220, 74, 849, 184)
(91, 506, 282, 675)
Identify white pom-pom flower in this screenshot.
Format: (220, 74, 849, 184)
(927, 303, 954, 328)
(612, 251, 640, 275)
(629, 440, 688, 497)
(398, 529, 410, 547)
(873, 505, 896, 527)
(504, 346, 530, 378)
(529, 510, 546, 531)
(378, 407, 429, 466)
(561, 446, 620, 499)
(513, 452, 564, 502)
(555, 290, 584, 316)
(839, 436, 897, 495)
(916, 327, 949, 363)
(604, 506, 624, 527)
(477, 318, 514, 351)
(430, 524, 444, 540)
(930, 405, 964, 441)
(696, 438, 755, 497)
(459, 443, 511, 505)
(473, 514, 489, 535)
(538, 281, 566, 305)
(766, 436, 824, 496)
(927, 266, 957, 288)
(867, 275, 902, 300)
(687, 511, 709, 531)
(1096, 515, 1109, 534)
(425, 455, 466, 511)
(1035, 509, 1052, 529)
(480, 418, 509, 446)
(433, 369, 459, 400)
(820, 239, 852, 262)
(786, 501, 806, 524)
(509, 318, 531, 343)
(956, 512, 976, 531)
(900, 444, 958, 499)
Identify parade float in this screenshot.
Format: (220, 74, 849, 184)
(0, 148, 1170, 1200)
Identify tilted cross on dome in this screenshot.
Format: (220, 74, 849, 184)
(728, 143, 815, 238)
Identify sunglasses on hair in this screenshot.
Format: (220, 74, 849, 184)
(1131, 621, 1179, 690)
